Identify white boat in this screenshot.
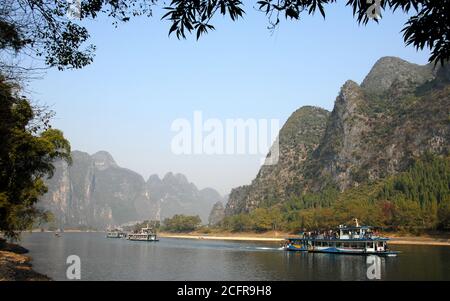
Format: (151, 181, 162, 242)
(127, 225, 159, 242)
(106, 229, 126, 238)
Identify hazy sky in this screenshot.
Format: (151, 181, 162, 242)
(27, 2, 429, 195)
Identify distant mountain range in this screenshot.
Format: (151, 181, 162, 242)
(225, 57, 450, 216)
(39, 151, 225, 229)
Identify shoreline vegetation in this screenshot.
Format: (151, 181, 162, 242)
(0, 238, 50, 281)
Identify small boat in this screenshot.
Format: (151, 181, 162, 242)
(127, 225, 159, 242)
(106, 229, 127, 239)
(54, 228, 63, 237)
(283, 219, 399, 257)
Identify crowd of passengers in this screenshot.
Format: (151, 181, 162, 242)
(300, 229, 375, 240)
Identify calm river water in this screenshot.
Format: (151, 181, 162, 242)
(19, 232, 450, 281)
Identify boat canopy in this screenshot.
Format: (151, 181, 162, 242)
(337, 225, 373, 231)
(285, 220, 388, 241)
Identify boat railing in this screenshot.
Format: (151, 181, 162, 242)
(294, 234, 382, 240)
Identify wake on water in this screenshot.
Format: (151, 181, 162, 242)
(245, 246, 284, 251)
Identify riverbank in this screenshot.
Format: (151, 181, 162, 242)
(30, 229, 101, 233)
(159, 231, 450, 246)
(160, 232, 285, 242)
(0, 238, 50, 281)
(384, 233, 450, 246)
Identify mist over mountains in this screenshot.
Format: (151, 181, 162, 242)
(39, 151, 225, 229)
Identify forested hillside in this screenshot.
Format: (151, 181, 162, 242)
(223, 57, 450, 233)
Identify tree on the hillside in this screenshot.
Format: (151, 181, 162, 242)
(0, 76, 71, 239)
(250, 207, 284, 231)
(221, 213, 252, 232)
(0, 0, 449, 73)
(162, 214, 201, 232)
(438, 196, 450, 230)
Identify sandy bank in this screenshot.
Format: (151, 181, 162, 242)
(0, 239, 50, 281)
(388, 238, 450, 246)
(160, 233, 284, 242)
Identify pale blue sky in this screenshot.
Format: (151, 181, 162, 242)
(28, 3, 429, 195)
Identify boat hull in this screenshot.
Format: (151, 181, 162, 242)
(127, 234, 159, 242)
(308, 248, 399, 256)
(127, 238, 159, 242)
(106, 232, 126, 239)
(285, 245, 399, 256)
(285, 244, 308, 252)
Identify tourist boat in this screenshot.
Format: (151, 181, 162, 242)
(127, 225, 159, 242)
(106, 229, 126, 239)
(284, 219, 399, 256)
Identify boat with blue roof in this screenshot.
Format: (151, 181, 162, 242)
(284, 219, 399, 256)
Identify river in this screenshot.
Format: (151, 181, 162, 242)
(19, 232, 450, 281)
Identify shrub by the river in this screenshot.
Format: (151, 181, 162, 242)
(162, 215, 202, 232)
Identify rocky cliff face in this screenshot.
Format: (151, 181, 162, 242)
(40, 152, 224, 228)
(310, 57, 449, 192)
(226, 57, 450, 216)
(225, 106, 330, 215)
(40, 151, 157, 228)
(208, 201, 225, 225)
